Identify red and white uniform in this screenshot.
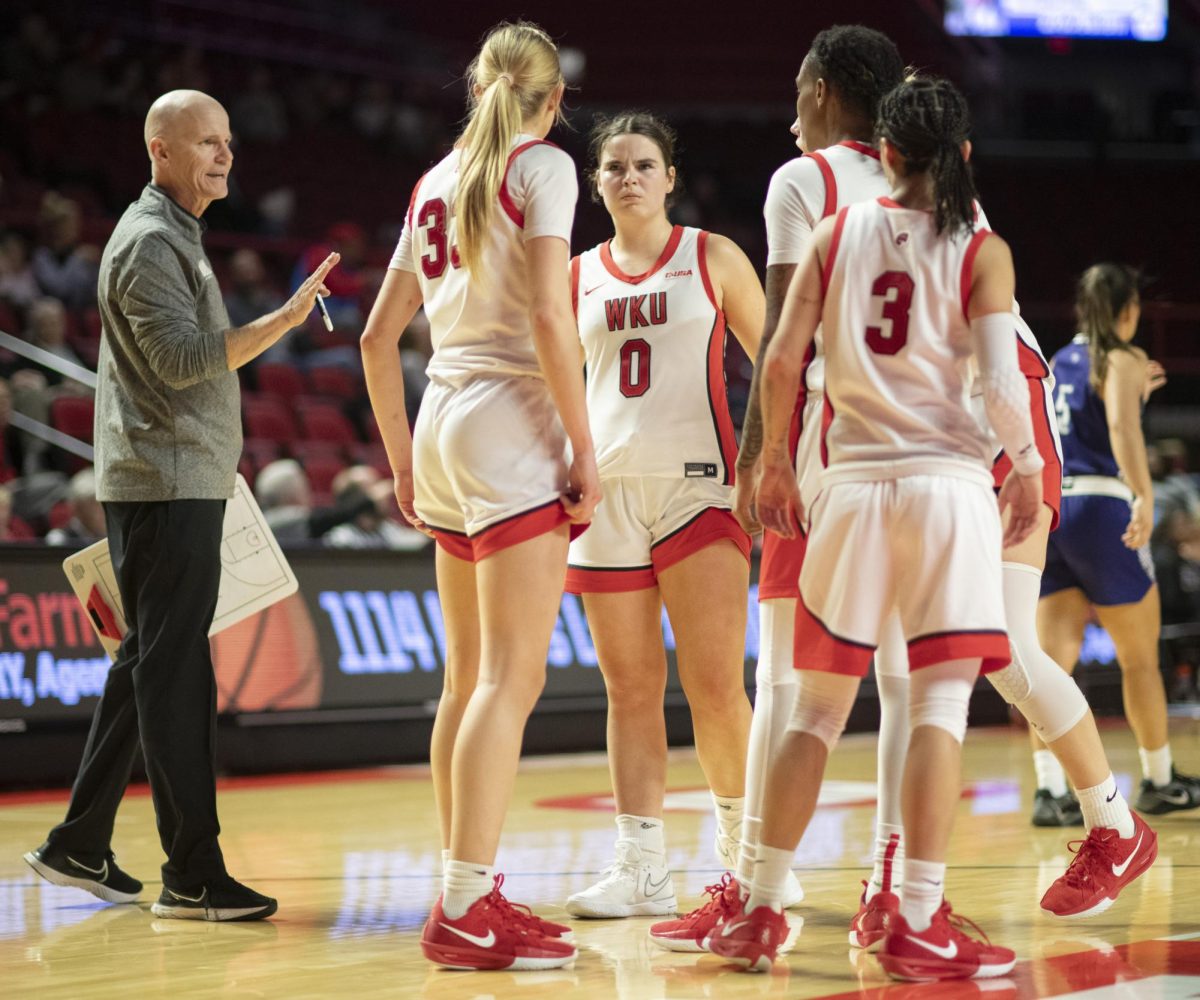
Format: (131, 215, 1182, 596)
(758, 141, 890, 600)
(794, 198, 1012, 677)
(980, 311, 1064, 528)
(565, 225, 749, 592)
(390, 135, 584, 561)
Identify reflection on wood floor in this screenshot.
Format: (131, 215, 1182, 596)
(1, 722, 1198, 999)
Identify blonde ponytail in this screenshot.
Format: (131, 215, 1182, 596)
(1075, 263, 1139, 392)
(455, 21, 564, 279)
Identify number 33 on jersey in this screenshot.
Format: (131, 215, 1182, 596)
(572, 225, 739, 484)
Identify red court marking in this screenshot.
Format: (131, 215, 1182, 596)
(535, 782, 1015, 814)
(0, 766, 424, 807)
(815, 938, 1200, 999)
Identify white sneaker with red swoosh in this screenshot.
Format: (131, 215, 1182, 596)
(421, 875, 577, 970)
(1040, 811, 1158, 918)
(878, 902, 1015, 981)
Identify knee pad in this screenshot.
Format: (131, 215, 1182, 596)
(1002, 640, 1089, 744)
(988, 646, 1033, 704)
(784, 673, 854, 751)
(908, 666, 975, 743)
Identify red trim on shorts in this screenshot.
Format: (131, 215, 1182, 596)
(959, 229, 993, 320)
(652, 507, 751, 575)
(992, 375, 1062, 531)
(430, 526, 475, 562)
(907, 630, 1011, 674)
(472, 498, 580, 560)
(808, 151, 838, 220)
(758, 530, 806, 601)
(697, 230, 719, 310)
(838, 140, 881, 161)
(705, 312, 738, 486)
(569, 254, 581, 315)
(565, 564, 657, 594)
(498, 139, 557, 228)
(793, 596, 876, 676)
(1017, 334, 1051, 379)
(600, 225, 684, 284)
(821, 206, 849, 298)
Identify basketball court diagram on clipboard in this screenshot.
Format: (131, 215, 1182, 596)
(62, 474, 299, 659)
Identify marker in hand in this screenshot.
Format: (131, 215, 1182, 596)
(315, 293, 334, 332)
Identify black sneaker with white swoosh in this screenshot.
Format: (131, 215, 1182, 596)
(151, 873, 277, 922)
(23, 840, 142, 904)
(1134, 767, 1200, 815)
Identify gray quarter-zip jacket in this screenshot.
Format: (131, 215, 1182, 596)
(94, 184, 241, 501)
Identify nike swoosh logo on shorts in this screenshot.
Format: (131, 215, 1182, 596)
(67, 856, 108, 879)
(645, 871, 672, 897)
(1112, 833, 1143, 876)
(907, 935, 958, 960)
(439, 923, 496, 948)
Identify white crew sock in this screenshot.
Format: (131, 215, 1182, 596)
(1034, 748, 1069, 797)
(1139, 744, 1173, 788)
(746, 844, 792, 914)
(616, 814, 665, 861)
(1076, 772, 1135, 838)
(442, 859, 494, 919)
(899, 857, 946, 932)
(867, 824, 904, 900)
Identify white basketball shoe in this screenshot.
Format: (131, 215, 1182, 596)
(565, 839, 677, 918)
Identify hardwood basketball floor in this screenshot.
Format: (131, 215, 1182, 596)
(2, 721, 1198, 999)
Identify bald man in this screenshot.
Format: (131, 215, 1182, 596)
(24, 90, 338, 922)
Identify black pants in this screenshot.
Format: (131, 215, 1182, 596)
(49, 499, 227, 889)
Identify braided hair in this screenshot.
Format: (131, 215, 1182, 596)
(807, 26, 905, 124)
(876, 76, 976, 236)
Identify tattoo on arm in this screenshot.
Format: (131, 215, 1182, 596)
(736, 264, 795, 470)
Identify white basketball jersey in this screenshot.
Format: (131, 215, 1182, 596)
(572, 226, 737, 482)
(820, 198, 996, 473)
(764, 141, 890, 398)
(389, 135, 577, 387)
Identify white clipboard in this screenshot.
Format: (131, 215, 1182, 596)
(62, 474, 299, 659)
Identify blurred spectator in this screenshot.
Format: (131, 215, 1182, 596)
(231, 68, 289, 144)
(323, 465, 428, 550)
(25, 297, 89, 393)
(352, 79, 394, 140)
(45, 466, 106, 546)
(0, 370, 52, 475)
(0, 231, 40, 314)
(0, 483, 36, 541)
(256, 458, 313, 543)
(1149, 439, 1200, 626)
(32, 193, 100, 309)
(255, 457, 366, 544)
(0, 377, 27, 482)
(224, 248, 285, 329)
(399, 310, 432, 424)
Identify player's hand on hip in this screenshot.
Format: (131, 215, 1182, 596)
(1142, 360, 1167, 401)
(998, 468, 1042, 548)
(282, 252, 341, 328)
(393, 466, 434, 537)
(1123, 495, 1152, 550)
(757, 458, 802, 540)
(561, 450, 601, 524)
(732, 463, 763, 535)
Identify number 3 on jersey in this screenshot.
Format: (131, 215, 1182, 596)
(417, 199, 461, 279)
(865, 271, 914, 355)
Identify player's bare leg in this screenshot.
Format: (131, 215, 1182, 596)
(1095, 587, 1168, 753)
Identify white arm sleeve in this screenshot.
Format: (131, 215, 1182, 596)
(971, 312, 1044, 477)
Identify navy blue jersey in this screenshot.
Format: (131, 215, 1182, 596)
(1051, 335, 1120, 478)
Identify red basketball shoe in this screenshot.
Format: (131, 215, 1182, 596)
(649, 872, 741, 952)
(1040, 812, 1157, 919)
(878, 902, 1015, 981)
(849, 880, 900, 950)
(421, 875, 577, 970)
(706, 903, 788, 973)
